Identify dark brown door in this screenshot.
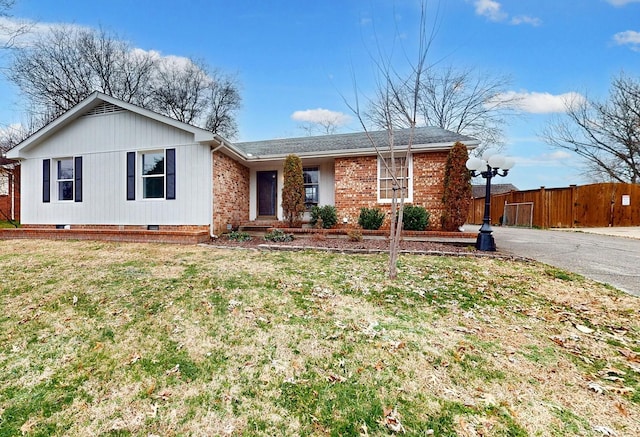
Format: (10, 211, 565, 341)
(257, 171, 277, 217)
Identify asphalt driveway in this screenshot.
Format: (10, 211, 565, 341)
(489, 226, 640, 296)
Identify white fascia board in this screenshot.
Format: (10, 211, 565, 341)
(7, 92, 217, 158)
(6, 93, 104, 158)
(214, 140, 249, 162)
(239, 140, 480, 163)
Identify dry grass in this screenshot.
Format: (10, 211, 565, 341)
(0, 239, 639, 436)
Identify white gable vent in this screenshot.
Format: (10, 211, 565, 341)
(83, 102, 125, 117)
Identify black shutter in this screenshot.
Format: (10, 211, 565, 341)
(126, 152, 135, 200)
(74, 156, 83, 202)
(42, 159, 50, 203)
(166, 148, 176, 200)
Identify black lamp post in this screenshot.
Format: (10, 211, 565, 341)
(466, 153, 515, 251)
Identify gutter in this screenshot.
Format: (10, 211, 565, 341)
(236, 140, 481, 163)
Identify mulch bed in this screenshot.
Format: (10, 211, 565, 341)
(207, 235, 497, 257)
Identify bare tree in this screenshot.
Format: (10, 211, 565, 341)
(9, 26, 156, 116)
(8, 26, 242, 138)
(368, 65, 517, 155)
(296, 113, 349, 136)
(0, 123, 28, 152)
(345, 1, 433, 279)
(541, 73, 640, 184)
(0, 0, 31, 49)
(151, 57, 210, 125)
(204, 71, 242, 139)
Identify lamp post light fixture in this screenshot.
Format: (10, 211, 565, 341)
(466, 151, 515, 251)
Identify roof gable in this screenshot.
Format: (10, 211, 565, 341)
(7, 92, 218, 158)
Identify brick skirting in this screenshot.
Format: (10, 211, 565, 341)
(0, 226, 211, 244)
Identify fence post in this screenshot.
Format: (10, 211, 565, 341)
(539, 186, 546, 228)
(570, 184, 577, 228)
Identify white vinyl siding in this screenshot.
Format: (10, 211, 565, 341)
(19, 110, 211, 225)
(18, 110, 194, 160)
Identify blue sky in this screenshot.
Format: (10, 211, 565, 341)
(1, 0, 639, 190)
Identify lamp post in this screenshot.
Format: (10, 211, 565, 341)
(466, 152, 515, 251)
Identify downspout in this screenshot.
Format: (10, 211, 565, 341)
(210, 142, 226, 238)
(10, 171, 15, 221)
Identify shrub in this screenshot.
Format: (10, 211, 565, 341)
(402, 205, 430, 231)
(347, 228, 363, 242)
(358, 207, 385, 230)
(310, 205, 338, 229)
(311, 232, 326, 241)
(281, 154, 305, 227)
(441, 142, 472, 231)
(263, 229, 294, 242)
(226, 231, 252, 242)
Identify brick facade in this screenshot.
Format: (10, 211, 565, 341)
(212, 151, 250, 235)
(412, 150, 449, 226)
(0, 164, 20, 223)
(335, 151, 449, 230)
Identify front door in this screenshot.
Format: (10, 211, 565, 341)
(257, 171, 277, 217)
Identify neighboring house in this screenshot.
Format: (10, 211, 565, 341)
(472, 183, 518, 199)
(0, 156, 20, 223)
(6, 92, 479, 237)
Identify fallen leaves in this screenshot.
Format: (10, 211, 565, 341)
(592, 425, 618, 436)
(128, 353, 141, 365)
(618, 348, 640, 363)
(326, 373, 346, 383)
(574, 324, 595, 334)
(165, 364, 180, 376)
(382, 406, 406, 434)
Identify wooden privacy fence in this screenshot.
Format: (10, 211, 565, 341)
(468, 183, 640, 228)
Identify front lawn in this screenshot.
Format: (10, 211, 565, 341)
(0, 240, 638, 436)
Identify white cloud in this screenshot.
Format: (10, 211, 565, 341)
(493, 91, 586, 114)
(510, 15, 542, 26)
(0, 123, 23, 136)
(606, 0, 640, 6)
(473, 0, 507, 22)
(514, 151, 574, 168)
(0, 18, 198, 73)
(471, 1, 541, 26)
(613, 30, 640, 50)
(0, 16, 88, 47)
(291, 108, 351, 126)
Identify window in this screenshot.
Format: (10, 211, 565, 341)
(128, 149, 175, 201)
(378, 154, 412, 203)
(142, 151, 165, 199)
(0, 174, 8, 196)
(57, 158, 74, 201)
(303, 167, 319, 209)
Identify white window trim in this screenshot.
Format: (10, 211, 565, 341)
(140, 149, 166, 200)
(303, 166, 320, 210)
(377, 153, 413, 204)
(0, 173, 9, 196)
(56, 157, 74, 202)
